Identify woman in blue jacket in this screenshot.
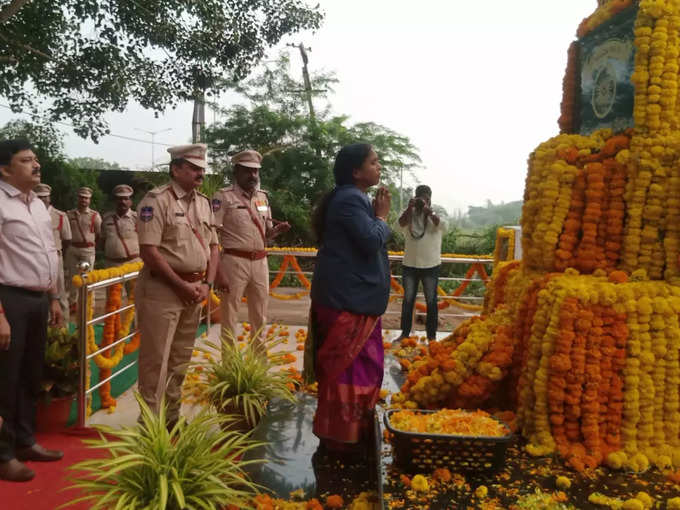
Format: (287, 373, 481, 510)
(307, 143, 391, 453)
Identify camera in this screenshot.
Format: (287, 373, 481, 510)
(414, 197, 425, 211)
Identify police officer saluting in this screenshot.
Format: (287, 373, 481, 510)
(136, 143, 218, 427)
(34, 183, 72, 321)
(0, 139, 64, 482)
(212, 149, 290, 352)
(101, 184, 141, 267)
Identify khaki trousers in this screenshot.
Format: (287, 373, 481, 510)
(65, 247, 95, 307)
(218, 254, 269, 351)
(136, 270, 202, 422)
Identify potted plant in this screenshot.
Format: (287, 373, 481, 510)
(62, 393, 265, 510)
(36, 326, 80, 432)
(188, 329, 297, 432)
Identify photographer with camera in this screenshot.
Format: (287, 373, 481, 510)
(395, 185, 444, 343)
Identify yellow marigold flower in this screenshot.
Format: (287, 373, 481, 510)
(668, 498, 680, 510)
(635, 492, 653, 509)
(622, 499, 644, 510)
(475, 485, 488, 498)
(411, 474, 429, 492)
(555, 476, 571, 490)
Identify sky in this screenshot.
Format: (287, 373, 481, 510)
(0, 0, 597, 215)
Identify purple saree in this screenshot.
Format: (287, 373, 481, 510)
(311, 302, 384, 447)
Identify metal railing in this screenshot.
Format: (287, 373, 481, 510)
(76, 262, 141, 428)
(267, 250, 493, 319)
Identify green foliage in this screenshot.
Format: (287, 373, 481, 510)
(1, 0, 323, 140)
(41, 326, 79, 403)
(0, 119, 103, 210)
(205, 55, 421, 246)
(189, 330, 296, 428)
(62, 393, 264, 510)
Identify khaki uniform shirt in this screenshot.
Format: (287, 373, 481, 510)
(102, 209, 139, 260)
(67, 207, 102, 249)
(48, 205, 72, 252)
(137, 181, 218, 273)
(211, 184, 272, 251)
(0, 180, 58, 291)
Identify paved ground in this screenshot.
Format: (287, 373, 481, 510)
(240, 287, 475, 331)
(85, 286, 475, 428)
(87, 322, 455, 429)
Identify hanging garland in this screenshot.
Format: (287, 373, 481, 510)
(75, 263, 143, 410)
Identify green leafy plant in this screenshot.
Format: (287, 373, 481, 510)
(62, 393, 264, 510)
(189, 329, 297, 428)
(41, 326, 80, 404)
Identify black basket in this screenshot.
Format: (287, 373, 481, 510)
(384, 409, 512, 474)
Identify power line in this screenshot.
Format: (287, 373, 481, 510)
(0, 104, 174, 146)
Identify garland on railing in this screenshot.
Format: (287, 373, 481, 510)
(74, 263, 143, 411)
(268, 254, 311, 300)
(389, 263, 490, 313)
(267, 246, 493, 260)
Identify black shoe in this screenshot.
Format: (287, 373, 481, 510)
(0, 458, 35, 482)
(16, 443, 63, 462)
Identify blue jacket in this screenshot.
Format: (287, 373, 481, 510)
(311, 185, 391, 316)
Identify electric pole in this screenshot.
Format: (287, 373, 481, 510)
(192, 89, 205, 143)
(135, 127, 172, 170)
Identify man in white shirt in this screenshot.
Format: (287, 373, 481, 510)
(0, 139, 64, 482)
(396, 185, 444, 342)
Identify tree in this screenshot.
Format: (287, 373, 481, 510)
(0, 120, 103, 210)
(69, 156, 123, 171)
(0, 0, 323, 140)
(205, 56, 421, 245)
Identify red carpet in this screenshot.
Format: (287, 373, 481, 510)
(0, 428, 107, 510)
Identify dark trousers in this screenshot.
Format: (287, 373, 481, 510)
(0, 285, 48, 461)
(400, 265, 440, 340)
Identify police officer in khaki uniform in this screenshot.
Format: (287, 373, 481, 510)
(101, 184, 141, 267)
(65, 187, 102, 310)
(136, 143, 218, 426)
(212, 150, 290, 351)
(34, 183, 72, 321)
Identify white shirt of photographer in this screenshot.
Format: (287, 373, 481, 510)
(399, 212, 445, 269)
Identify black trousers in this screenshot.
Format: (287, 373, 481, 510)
(400, 265, 440, 340)
(0, 285, 48, 461)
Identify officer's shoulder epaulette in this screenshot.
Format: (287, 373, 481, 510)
(218, 185, 235, 193)
(130, 210, 138, 218)
(196, 190, 211, 203)
(147, 183, 171, 198)
(54, 208, 67, 217)
(66, 209, 77, 217)
(258, 188, 269, 196)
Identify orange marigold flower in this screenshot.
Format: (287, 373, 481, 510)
(306, 498, 323, 510)
(325, 494, 344, 508)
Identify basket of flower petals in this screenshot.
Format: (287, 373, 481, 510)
(384, 408, 512, 474)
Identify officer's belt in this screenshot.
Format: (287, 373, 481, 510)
(222, 248, 267, 261)
(72, 241, 95, 248)
(151, 270, 205, 283)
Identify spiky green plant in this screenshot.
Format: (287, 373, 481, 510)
(61, 393, 264, 510)
(189, 328, 297, 427)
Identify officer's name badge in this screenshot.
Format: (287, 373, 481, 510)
(140, 206, 153, 222)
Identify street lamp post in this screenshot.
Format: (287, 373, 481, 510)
(135, 128, 172, 170)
